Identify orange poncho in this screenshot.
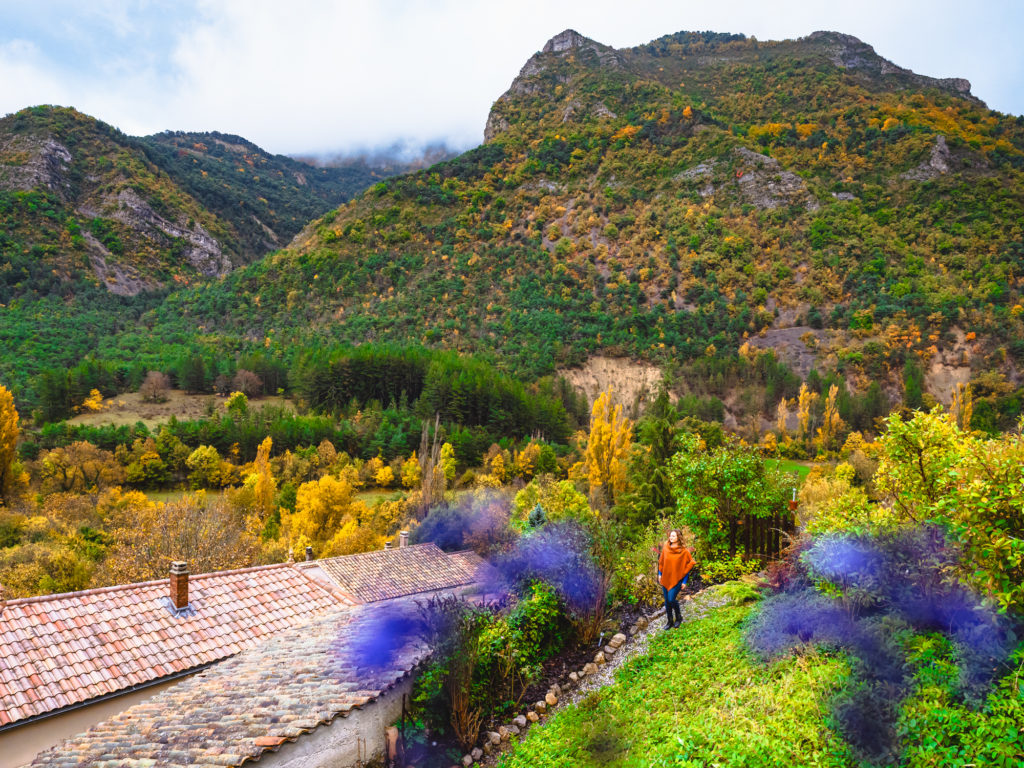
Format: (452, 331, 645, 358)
(658, 541, 695, 589)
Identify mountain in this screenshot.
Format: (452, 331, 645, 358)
(0, 106, 234, 297)
(0, 106, 387, 398)
(135, 130, 386, 258)
(0, 106, 386, 297)
(139, 31, 1023, 411)
(6, 30, 1024, 430)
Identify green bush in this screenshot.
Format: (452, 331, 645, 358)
(699, 553, 762, 585)
(412, 584, 571, 748)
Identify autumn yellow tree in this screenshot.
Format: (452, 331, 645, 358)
(439, 443, 457, 483)
(285, 473, 366, 548)
(401, 452, 422, 488)
(96, 489, 260, 585)
(363, 456, 385, 486)
(584, 390, 633, 508)
(951, 383, 973, 430)
(512, 442, 542, 480)
(484, 445, 509, 483)
(0, 385, 20, 503)
(252, 436, 277, 521)
(78, 389, 105, 413)
(797, 383, 819, 446)
(815, 384, 845, 453)
(775, 398, 790, 441)
(375, 464, 395, 488)
(38, 442, 125, 493)
(315, 438, 337, 475)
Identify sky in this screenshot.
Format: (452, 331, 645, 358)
(0, 0, 1021, 158)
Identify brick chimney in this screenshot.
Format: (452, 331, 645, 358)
(384, 540, 393, 550)
(399, 530, 409, 548)
(169, 562, 189, 610)
(305, 545, 314, 562)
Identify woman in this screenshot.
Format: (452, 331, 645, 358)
(658, 529, 695, 629)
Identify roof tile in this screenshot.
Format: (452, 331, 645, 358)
(309, 543, 483, 602)
(29, 604, 423, 767)
(0, 564, 349, 727)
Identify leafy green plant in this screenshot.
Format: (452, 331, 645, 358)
(669, 434, 790, 562)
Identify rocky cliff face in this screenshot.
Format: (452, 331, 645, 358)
(485, 30, 622, 141)
(805, 31, 973, 97)
(0, 134, 74, 196)
(0, 108, 243, 295)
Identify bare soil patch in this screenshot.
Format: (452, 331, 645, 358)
(66, 389, 293, 429)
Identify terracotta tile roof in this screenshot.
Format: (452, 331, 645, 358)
(446, 549, 490, 581)
(0, 563, 351, 728)
(304, 543, 481, 603)
(28, 603, 425, 767)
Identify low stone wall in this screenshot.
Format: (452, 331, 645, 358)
(257, 675, 413, 768)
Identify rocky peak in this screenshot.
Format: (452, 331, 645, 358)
(542, 29, 597, 54)
(805, 30, 974, 101)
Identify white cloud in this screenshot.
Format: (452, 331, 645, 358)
(0, 0, 1020, 155)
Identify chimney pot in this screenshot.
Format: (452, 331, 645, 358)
(384, 540, 393, 550)
(399, 530, 409, 548)
(169, 561, 189, 610)
(305, 545, 314, 562)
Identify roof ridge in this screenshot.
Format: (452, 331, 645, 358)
(285, 562, 359, 605)
(3, 562, 291, 607)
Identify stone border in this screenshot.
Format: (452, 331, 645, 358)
(455, 612, 658, 767)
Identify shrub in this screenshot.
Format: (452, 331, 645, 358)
(510, 475, 592, 530)
(139, 371, 170, 403)
(669, 434, 789, 562)
(747, 526, 1019, 762)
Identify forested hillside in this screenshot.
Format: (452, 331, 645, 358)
(135, 130, 385, 256)
(122, 30, 1023, 421)
(4, 29, 1024, 431)
(0, 107, 387, 399)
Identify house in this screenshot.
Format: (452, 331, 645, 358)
(0, 562, 352, 768)
(296, 537, 489, 603)
(25, 601, 426, 768)
(1, 538, 490, 767)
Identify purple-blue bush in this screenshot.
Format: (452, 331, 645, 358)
(410, 491, 512, 553)
(747, 525, 1019, 763)
(488, 520, 604, 613)
(344, 502, 605, 677)
(340, 600, 425, 671)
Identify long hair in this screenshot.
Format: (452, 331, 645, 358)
(665, 528, 684, 550)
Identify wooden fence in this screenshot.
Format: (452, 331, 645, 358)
(728, 510, 797, 561)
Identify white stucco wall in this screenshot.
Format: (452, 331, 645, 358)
(256, 675, 413, 768)
(5, 676, 191, 768)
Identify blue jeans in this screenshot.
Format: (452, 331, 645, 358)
(661, 573, 688, 612)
